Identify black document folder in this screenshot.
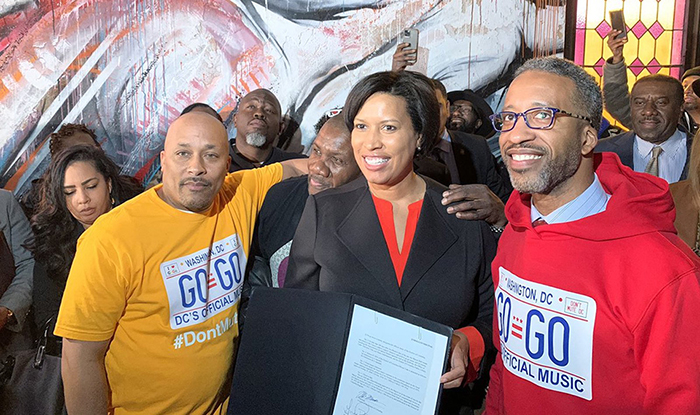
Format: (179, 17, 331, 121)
(228, 287, 452, 415)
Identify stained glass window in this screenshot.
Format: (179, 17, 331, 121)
(574, 0, 687, 126)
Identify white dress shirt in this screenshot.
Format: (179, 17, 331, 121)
(633, 129, 686, 183)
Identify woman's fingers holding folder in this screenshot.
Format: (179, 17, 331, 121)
(440, 331, 470, 389)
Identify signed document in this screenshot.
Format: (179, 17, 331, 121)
(332, 304, 450, 415)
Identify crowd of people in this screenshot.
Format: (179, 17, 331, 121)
(0, 31, 700, 415)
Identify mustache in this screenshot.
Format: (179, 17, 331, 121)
(180, 178, 212, 187)
(503, 143, 548, 154)
(308, 175, 331, 188)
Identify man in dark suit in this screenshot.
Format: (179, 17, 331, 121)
(428, 80, 512, 231)
(596, 74, 690, 184)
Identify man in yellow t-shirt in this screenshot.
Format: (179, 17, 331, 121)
(55, 111, 308, 414)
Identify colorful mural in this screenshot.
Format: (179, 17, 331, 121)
(0, 0, 565, 194)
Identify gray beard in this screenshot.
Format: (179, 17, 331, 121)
(508, 145, 581, 195)
(245, 132, 268, 148)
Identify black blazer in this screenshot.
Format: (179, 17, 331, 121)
(595, 130, 692, 181)
(286, 175, 495, 346)
(448, 130, 513, 203)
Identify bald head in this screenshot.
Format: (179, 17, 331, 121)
(158, 112, 231, 212)
(307, 113, 359, 195)
(165, 112, 228, 149)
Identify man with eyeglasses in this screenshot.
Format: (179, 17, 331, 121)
(596, 74, 690, 184)
(485, 56, 700, 414)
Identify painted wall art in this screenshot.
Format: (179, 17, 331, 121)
(0, 0, 565, 194)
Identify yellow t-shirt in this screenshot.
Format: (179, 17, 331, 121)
(55, 164, 283, 415)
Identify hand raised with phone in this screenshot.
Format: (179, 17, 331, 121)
(392, 42, 417, 72)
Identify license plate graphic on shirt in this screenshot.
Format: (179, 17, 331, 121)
(160, 235, 246, 329)
(496, 267, 597, 400)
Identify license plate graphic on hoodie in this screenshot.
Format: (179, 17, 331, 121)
(496, 267, 597, 400)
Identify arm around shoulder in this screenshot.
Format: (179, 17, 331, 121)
(280, 158, 309, 180)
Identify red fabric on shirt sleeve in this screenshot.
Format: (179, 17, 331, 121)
(457, 326, 485, 383)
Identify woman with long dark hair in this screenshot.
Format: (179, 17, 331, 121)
(31, 145, 142, 332)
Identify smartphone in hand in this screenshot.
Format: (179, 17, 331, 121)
(609, 10, 627, 39)
(400, 28, 419, 65)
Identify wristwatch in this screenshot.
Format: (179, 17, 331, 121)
(489, 225, 505, 235)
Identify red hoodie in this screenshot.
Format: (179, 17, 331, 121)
(486, 153, 700, 414)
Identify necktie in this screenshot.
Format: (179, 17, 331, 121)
(644, 146, 663, 177)
(532, 218, 548, 227)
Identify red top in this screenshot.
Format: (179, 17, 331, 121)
(372, 194, 485, 382)
(371, 195, 423, 286)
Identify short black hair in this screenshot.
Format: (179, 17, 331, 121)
(516, 57, 603, 131)
(632, 74, 684, 106)
(343, 71, 440, 156)
(314, 114, 332, 134)
(180, 103, 224, 123)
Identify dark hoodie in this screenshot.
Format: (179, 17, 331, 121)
(486, 152, 700, 414)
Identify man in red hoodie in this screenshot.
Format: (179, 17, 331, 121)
(486, 56, 700, 414)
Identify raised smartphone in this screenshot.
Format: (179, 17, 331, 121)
(400, 28, 419, 52)
(609, 10, 627, 39)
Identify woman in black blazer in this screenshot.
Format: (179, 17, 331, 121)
(286, 71, 496, 414)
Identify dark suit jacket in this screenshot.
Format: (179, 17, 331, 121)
(285, 174, 495, 348)
(448, 130, 513, 203)
(285, 176, 496, 413)
(595, 130, 692, 181)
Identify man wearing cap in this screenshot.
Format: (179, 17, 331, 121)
(603, 29, 699, 135)
(447, 89, 497, 138)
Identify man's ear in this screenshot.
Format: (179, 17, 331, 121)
(581, 125, 598, 156)
(475, 118, 483, 129)
(278, 116, 289, 138)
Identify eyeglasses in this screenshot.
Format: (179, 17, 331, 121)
(489, 107, 592, 132)
(449, 103, 476, 114)
(325, 107, 343, 118)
